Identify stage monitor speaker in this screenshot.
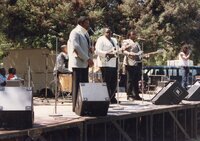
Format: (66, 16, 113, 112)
(75, 83, 110, 116)
(151, 81, 188, 105)
(185, 81, 200, 101)
(0, 87, 33, 129)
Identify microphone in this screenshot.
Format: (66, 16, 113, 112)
(89, 27, 95, 34)
(137, 37, 146, 41)
(113, 33, 122, 37)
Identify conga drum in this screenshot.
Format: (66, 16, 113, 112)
(58, 73, 72, 93)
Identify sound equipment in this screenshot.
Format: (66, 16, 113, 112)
(152, 81, 188, 105)
(75, 83, 110, 116)
(0, 87, 33, 129)
(185, 81, 200, 101)
(6, 80, 23, 87)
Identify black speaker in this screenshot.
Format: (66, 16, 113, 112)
(75, 83, 110, 116)
(0, 87, 33, 129)
(185, 81, 200, 101)
(152, 81, 188, 105)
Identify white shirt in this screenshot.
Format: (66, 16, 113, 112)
(95, 36, 119, 67)
(53, 52, 69, 74)
(122, 39, 142, 66)
(6, 74, 18, 80)
(179, 52, 189, 66)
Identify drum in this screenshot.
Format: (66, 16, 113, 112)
(58, 73, 72, 93)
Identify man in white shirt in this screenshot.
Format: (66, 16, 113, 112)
(179, 44, 191, 89)
(95, 28, 119, 104)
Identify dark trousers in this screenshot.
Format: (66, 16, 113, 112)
(72, 68, 89, 112)
(126, 65, 142, 97)
(100, 67, 117, 100)
(181, 66, 189, 89)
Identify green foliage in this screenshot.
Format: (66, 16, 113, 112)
(0, 0, 200, 65)
(119, 0, 200, 65)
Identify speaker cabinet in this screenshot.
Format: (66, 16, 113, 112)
(0, 87, 33, 129)
(152, 81, 188, 105)
(185, 81, 200, 101)
(75, 83, 110, 116)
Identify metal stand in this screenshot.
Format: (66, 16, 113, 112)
(113, 46, 124, 110)
(140, 42, 149, 105)
(27, 58, 34, 90)
(141, 42, 144, 103)
(41, 53, 49, 103)
(49, 37, 63, 117)
(27, 58, 31, 88)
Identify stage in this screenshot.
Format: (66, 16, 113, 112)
(0, 93, 200, 141)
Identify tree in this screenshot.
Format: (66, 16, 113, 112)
(119, 0, 200, 65)
(0, 0, 200, 65)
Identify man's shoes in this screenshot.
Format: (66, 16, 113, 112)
(127, 96, 134, 101)
(110, 98, 117, 104)
(134, 96, 143, 100)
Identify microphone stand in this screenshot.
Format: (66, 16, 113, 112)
(27, 58, 34, 93)
(113, 41, 124, 110)
(140, 41, 148, 105)
(41, 53, 49, 103)
(141, 42, 144, 104)
(49, 37, 63, 117)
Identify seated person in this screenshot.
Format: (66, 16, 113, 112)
(0, 68, 6, 86)
(53, 44, 70, 76)
(6, 68, 18, 80)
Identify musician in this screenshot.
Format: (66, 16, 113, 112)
(53, 44, 69, 76)
(95, 27, 119, 104)
(122, 31, 143, 101)
(179, 44, 191, 90)
(68, 16, 94, 112)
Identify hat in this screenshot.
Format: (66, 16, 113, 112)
(61, 45, 67, 48)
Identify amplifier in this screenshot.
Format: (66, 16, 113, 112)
(0, 87, 33, 129)
(75, 83, 110, 116)
(186, 81, 200, 101)
(152, 81, 188, 105)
